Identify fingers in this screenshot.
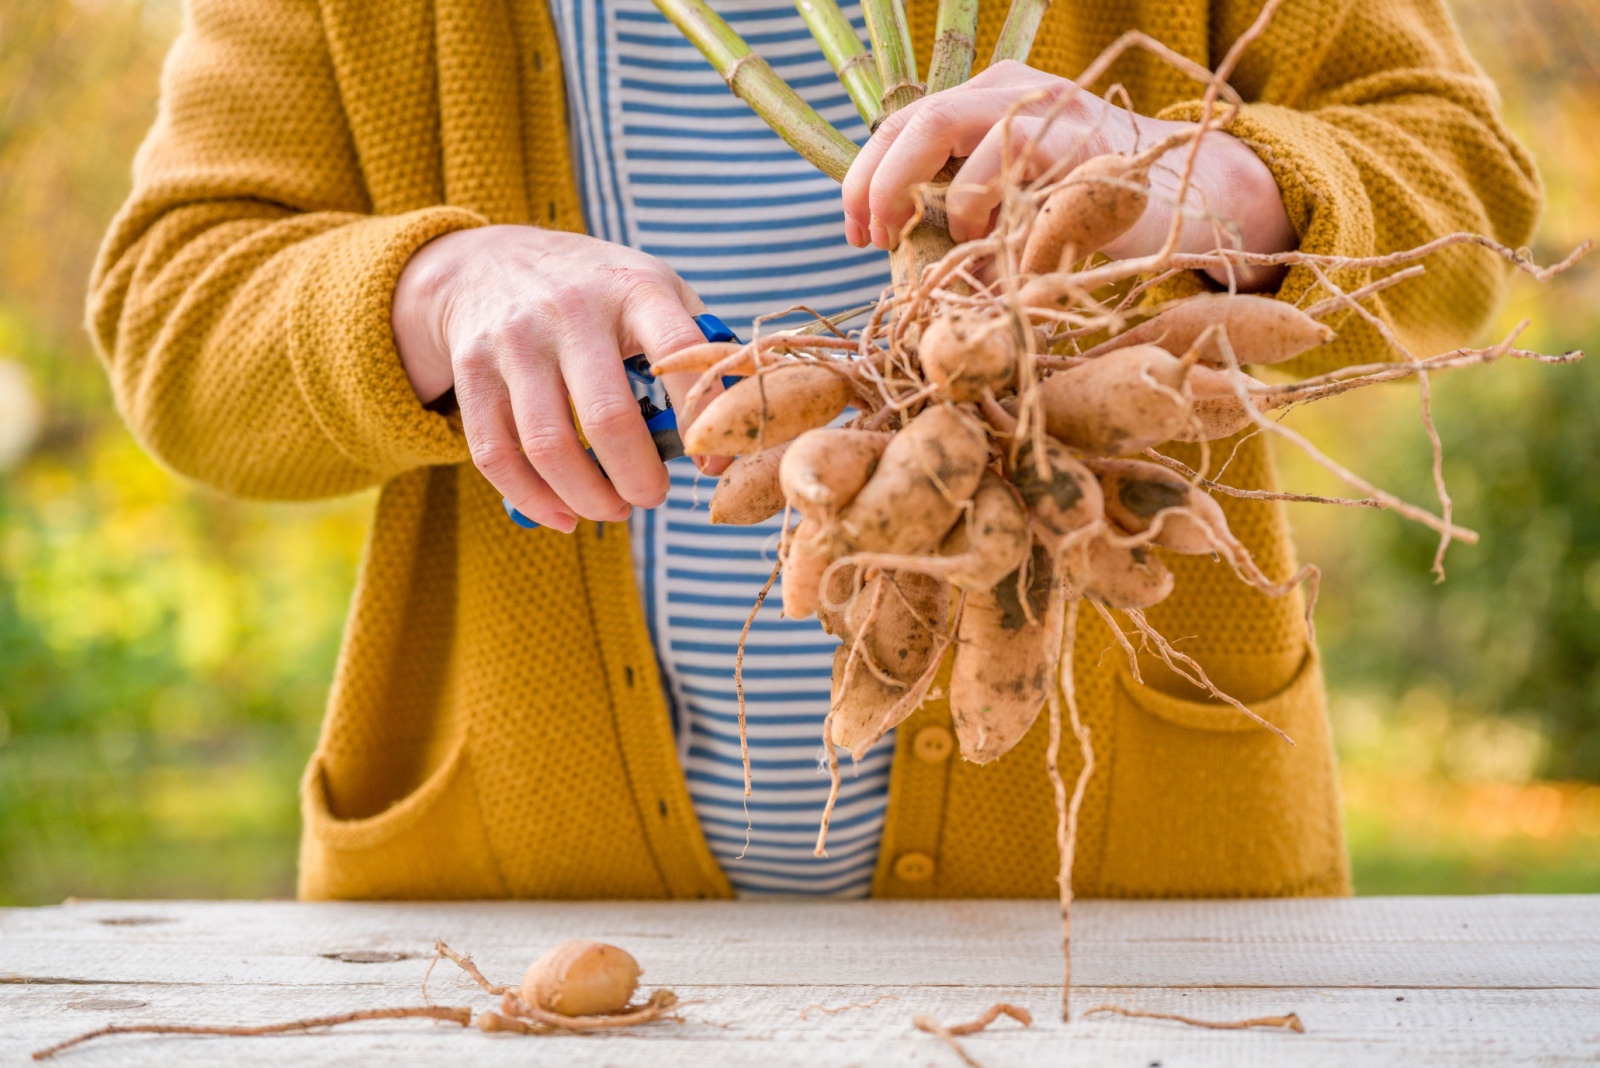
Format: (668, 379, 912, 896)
(451, 233, 738, 525)
(457, 366, 578, 533)
(547, 294, 669, 513)
(637, 275, 731, 476)
(962, 58, 1058, 91)
(508, 356, 636, 522)
(844, 89, 1024, 245)
(946, 114, 1108, 242)
(842, 70, 1102, 248)
(629, 275, 709, 418)
(545, 266, 733, 513)
(943, 118, 1024, 244)
(694, 452, 733, 477)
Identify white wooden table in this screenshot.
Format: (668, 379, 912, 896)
(3, 897, 1597, 1066)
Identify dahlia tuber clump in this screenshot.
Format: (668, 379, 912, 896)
(655, 0, 1589, 1027)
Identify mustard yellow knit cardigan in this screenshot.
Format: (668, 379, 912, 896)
(90, 0, 1537, 900)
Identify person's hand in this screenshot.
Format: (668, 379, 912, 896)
(841, 61, 1296, 288)
(392, 225, 726, 533)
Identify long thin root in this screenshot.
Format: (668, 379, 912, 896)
(32, 1007, 473, 1060)
(1084, 1003, 1305, 1032)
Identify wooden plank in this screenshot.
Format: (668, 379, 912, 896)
(3, 898, 1597, 989)
(2, 897, 1598, 1066)
(4, 983, 1598, 1066)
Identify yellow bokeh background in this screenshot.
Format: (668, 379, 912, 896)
(0, 0, 1596, 903)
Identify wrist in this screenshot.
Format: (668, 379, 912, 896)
(392, 231, 465, 404)
(1201, 134, 1295, 290)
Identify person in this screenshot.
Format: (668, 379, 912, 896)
(90, 0, 1537, 900)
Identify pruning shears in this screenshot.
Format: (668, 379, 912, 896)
(502, 312, 741, 529)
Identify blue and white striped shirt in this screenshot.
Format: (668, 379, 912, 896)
(546, 0, 896, 896)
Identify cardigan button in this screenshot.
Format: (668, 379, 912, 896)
(893, 851, 936, 882)
(912, 725, 953, 764)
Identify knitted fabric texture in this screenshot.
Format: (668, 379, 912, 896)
(90, 0, 1539, 900)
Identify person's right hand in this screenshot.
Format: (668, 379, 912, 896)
(392, 225, 723, 533)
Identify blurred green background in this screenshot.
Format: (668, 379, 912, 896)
(1, 0, 1597, 905)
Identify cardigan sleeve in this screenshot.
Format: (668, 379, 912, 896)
(87, 0, 484, 501)
(1158, 0, 1542, 373)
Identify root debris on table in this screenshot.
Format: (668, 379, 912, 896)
(799, 994, 901, 1019)
(31, 936, 682, 1060)
(1085, 1003, 1306, 1032)
(913, 1002, 1033, 1068)
(31, 1006, 473, 1061)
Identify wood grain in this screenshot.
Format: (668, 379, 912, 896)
(3, 897, 1597, 1065)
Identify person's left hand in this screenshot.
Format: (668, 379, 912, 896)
(840, 61, 1296, 288)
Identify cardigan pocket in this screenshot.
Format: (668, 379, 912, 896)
(298, 735, 508, 900)
(1097, 651, 1347, 899)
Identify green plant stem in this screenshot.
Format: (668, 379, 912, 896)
(653, 0, 860, 181)
(861, 0, 923, 115)
(657, 0, 953, 288)
(991, 0, 1051, 65)
(795, 0, 885, 128)
(855, 0, 954, 287)
(926, 0, 979, 94)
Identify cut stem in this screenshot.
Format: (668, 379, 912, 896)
(652, 0, 860, 180)
(991, 0, 1051, 64)
(795, 0, 885, 128)
(927, 0, 979, 93)
(861, 0, 923, 114)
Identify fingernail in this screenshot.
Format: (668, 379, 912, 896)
(610, 505, 634, 523)
(553, 512, 578, 533)
(844, 215, 864, 247)
(869, 217, 887, 248)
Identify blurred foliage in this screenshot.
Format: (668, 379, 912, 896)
(0, 0, 375, 904)
(1292, 0, 1600, 783)
(0, 0, 1597, 905)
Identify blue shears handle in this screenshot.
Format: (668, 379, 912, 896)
(502, 312, 741, 530)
